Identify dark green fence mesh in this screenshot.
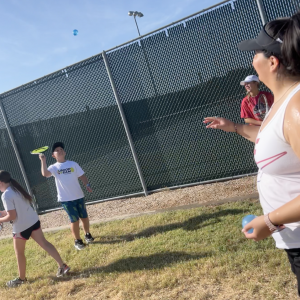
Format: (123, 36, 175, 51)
(262, 0, 299, 22)
(0, 55, 143, 211)
(107, 0, 262, 190)
(0, 0, 296, 211)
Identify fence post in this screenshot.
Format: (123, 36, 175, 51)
(102, 51, 148, 196)
(0, 100, 38, 212)
(255, 0, 268, 25)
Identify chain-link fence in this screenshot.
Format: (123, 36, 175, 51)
(262, 0, 298, 22)
(0, 0, 298, 212)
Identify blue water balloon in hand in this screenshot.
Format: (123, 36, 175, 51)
(242, 215, 257, 234)
(73, 29, 78, 36)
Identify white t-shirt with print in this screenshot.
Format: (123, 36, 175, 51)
(48, 160, 85, 202)
(1, 186, 39, 233)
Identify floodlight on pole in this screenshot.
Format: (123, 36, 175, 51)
(128, 11, 143, 36)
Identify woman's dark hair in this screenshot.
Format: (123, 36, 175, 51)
(263, 12, 300, 78)
(0, 171, 32, 202)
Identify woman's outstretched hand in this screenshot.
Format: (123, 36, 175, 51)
(203, 117, 235, 132)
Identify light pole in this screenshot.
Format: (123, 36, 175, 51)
(128, 11, 144, 36)
(128, 10, 158, 96)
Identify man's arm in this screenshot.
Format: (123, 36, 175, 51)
(39, 154, 52, 177)
(244, 118, 262, 126)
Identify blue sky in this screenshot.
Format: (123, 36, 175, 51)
(0, 0, 222, 94)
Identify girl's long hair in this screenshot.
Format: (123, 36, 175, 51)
(0, 171, 32, 202)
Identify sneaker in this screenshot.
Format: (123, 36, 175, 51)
(56, 263, 70, 277)
(84, 233, 94, 244)
(74, 239, 85, 250)
(6, 277, 27, 287)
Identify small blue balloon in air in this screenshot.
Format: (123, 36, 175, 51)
(242, 215, 257, 234)
(73, 29, 78, 36)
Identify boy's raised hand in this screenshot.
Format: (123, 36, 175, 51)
(39, 153, 46, 161)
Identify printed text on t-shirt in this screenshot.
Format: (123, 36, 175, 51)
(57, 167, 75, 175)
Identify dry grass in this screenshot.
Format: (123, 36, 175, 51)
(0, 200, 297, 300)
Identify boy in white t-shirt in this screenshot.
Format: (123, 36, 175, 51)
(39, 142, 94, 250)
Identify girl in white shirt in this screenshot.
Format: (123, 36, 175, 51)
(0, 170, 70, 287)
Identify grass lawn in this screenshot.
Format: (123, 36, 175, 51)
(0, 200, 297, 300)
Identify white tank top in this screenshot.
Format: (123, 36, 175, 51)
(254, 83, 300, 249)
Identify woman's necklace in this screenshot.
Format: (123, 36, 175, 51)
(272, 81, 299, 107)
(263, 81, 299, 121)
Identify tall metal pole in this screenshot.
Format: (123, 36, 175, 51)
(0, 100, 38, 212)
(102, 51, 148, 196)
(255, 0, 268, 25)
(140, 44, 159, 96)
(131, 14, 159, 96)
(134, 16, 141, 36)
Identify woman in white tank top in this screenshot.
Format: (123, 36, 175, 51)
(204, 12, 300, 296)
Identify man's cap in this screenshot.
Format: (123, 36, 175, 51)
(240, 75, 260, 86)
(52, 142, 65, 153)
(238, 25, 282, 55)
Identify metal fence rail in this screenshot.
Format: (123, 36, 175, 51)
(0, 0, 298, 212)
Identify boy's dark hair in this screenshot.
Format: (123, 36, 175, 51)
(52, 142, 65, 153)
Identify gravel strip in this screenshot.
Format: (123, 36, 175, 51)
(0, 176, 257, 237)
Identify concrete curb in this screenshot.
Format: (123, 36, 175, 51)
(0, 192, 259, 240)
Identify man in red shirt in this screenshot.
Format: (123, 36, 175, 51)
(240, 75, 274, 125)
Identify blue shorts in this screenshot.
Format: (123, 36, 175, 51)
(61, 198, 88, 223)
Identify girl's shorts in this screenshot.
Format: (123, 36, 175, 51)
(13, 220, 41, 240)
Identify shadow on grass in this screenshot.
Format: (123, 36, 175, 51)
(52, 251, 211, 282)
(99, 208, 246, 244)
